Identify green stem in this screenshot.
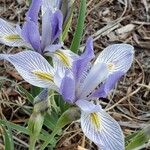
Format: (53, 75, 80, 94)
(70, 0, 86, 53)
(29, 137, 36, 150)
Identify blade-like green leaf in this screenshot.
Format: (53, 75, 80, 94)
(17, 85, 34, 103)
(126, 125, 150, 150)
(40, 107, 80, 150)
(30, 86, 41, 97)
(70, 0, 86, 53)
(0, 119, 55, 143)
(2, 126, 14, 150)
(55, 95, 70, 113)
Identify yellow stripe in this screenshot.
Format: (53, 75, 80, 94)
(32, 70, 53, 82)
(54, 50, 70, 67)
(4, 34, 21, 41)
(90, 112, 101, 129)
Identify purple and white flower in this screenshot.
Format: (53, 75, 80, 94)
(0, 0, 76, 68)
(0, 0, 62, 53)
(0, 37, 134, 150)
(59, 38, 134, 150)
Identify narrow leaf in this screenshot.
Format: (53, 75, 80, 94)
(0, 119, 55, 142)
(2, 126, 14, 150)
(126, 125, 150, 150)
(40, 107, 80, 149)
(17, 85, 34, 103)
(70, 0, 86, 53)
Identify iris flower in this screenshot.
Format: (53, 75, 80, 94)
(0, 0, 75, 68)
(60, 38, 134, 149)
(0, 38, 134, 149)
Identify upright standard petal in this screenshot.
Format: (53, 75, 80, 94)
(0, 51, 55, 89)
(21, 21, 41, 53)
(80, 102, 124, 150)
(42, 0, 60, 15)
(26, 0, 42, 23)
(94, 44, 134, 74)
(78, 63, 109, 99)
(0, 19, 27, 47)
(51, 10, 63, 43)
(73, 37, 95, 82)
(41, 9, 52, 50)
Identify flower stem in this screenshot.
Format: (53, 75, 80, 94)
(29, 136, 36, 150)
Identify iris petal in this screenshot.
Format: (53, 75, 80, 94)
(26, 0, 42, 23)
(73, 37, 95, 82)
(42, 0, 60, 15)
(41, 9, 53, 50)
(21, 21, 41, 53)
(0, 19, 27, 47)
(80, 103, 124, 150)
(51, 10, 63, 43)
(91, 71, 124, 98)
(60, 70, 75, 103)
(94, 44, 134, 74)
(0, 51, 56, 89)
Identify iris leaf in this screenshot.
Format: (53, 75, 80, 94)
(70, 0, 86, 53)
(40, 107, 80, 150)
(125, 125, 150, 150)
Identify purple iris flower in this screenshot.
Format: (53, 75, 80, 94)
(0, 0, 77, 68)
(0, 37, 134, 150)
(0, 0, 63, 55)
(59, 37, 134, 150)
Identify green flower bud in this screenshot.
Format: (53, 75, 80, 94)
(28, 89, 50, 150)
(33, 88, 50, 113)
(28, 112, 44, 139)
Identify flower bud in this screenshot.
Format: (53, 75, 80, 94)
(33, 88, 50, 113)
(28, 88, 50, 148)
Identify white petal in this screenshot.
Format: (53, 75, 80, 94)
(51, 50, 77, 88)
(54, 49, 78, 68)
(81, 108, 124, 150)
(0, 51, 57, 89)
(0, 19, 28, 47)
(94, 44, 134, 74)
(51, 49, 77, 82)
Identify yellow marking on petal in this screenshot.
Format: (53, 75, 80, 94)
(4, 34, 21, 41)
(54, 50, 71, 68)
(32, 70, 53, 82)
(107, 63, 115, 71)
(90, 112, 101, 129)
